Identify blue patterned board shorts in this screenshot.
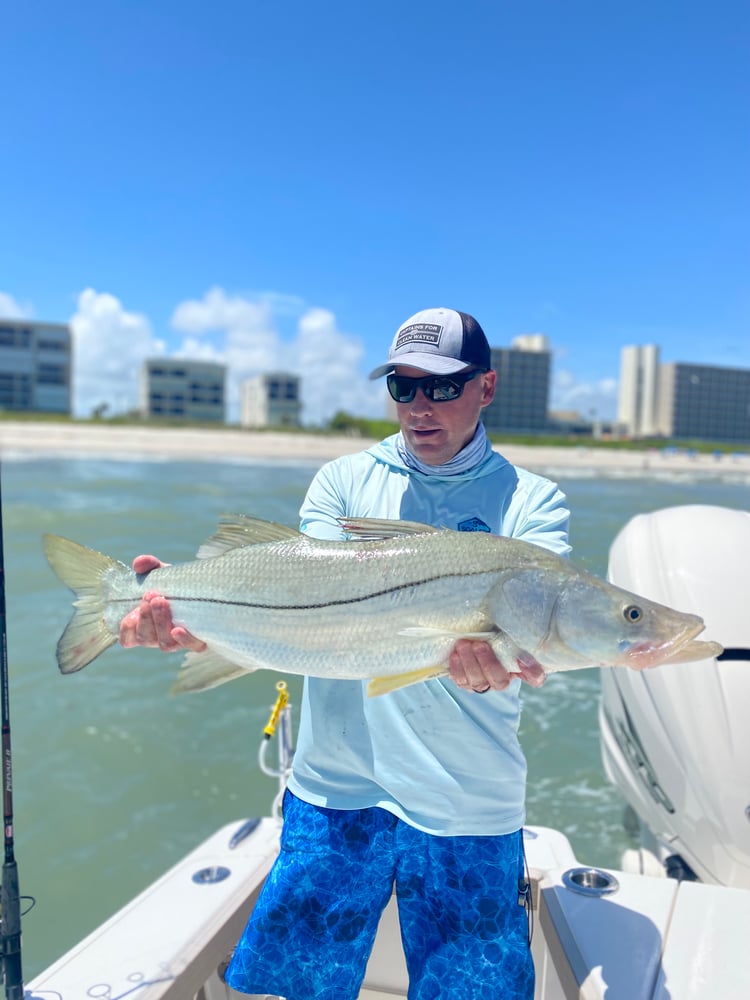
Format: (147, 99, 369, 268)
(224, 790, 534, 1000)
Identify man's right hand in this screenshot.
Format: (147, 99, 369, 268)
(119, 556, 207, 653)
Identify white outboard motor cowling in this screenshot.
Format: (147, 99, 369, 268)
(600, 504, 750, 887)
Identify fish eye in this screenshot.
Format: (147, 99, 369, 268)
(623, 604, 642, 623)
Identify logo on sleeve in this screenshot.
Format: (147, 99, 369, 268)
(457, 516, 490, 533)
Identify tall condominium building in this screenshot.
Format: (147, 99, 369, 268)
(140, 359, 226, 422)
(619, 345, 750, 442)
(658, 362, 750, 442)
(482, 336, 551, 434)
(0, 319, 72, 414)
(241, 372, 301, 428)
(618, 345, 660, 437)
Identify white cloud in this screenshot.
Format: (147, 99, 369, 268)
(60, 285, 385, 424)
(70, 287, 384, 425)
(70, 289, 166, 418)
(551, 368, 618, 421)
(170, 288, 383, 425)
(170, 288, 281, 420)
(171, 286, 274, 338)
(0, 291, 33, 319)
(293, 307, 382, 425)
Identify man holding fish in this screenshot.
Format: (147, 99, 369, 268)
(115, 308, 606, 998)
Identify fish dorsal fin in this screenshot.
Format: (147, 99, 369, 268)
(339, 517, 441, 541)
(197, 514, 300, 558)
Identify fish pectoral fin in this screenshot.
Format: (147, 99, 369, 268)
(397, 626, 498, 640)
(197, 514, 301, 558)
(367, 665, 449, 697)
(171, 649, 255, 694)
(338, 517, 442, 541)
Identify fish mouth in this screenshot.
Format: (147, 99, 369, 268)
(622, 618, 712, 669)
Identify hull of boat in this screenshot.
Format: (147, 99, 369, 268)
(26, 817, 750, 1000)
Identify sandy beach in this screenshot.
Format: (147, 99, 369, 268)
(1, 420, 749, 479)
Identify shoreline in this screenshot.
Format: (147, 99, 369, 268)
(2, 420, 749, 479)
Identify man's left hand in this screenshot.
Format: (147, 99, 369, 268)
(449, 639, 546, 692)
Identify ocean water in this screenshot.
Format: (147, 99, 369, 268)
(2, 453, 748, 979)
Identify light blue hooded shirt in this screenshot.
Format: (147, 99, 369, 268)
(288, 429, 570, 836)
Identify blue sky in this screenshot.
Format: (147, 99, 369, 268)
(2, 1, 748, 425)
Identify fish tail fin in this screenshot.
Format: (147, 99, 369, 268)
(43, 534, 124, 673)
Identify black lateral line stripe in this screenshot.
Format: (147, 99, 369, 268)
(110, 569, 491, 612)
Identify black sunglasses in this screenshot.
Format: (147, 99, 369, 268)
(386, 368, 487, 404)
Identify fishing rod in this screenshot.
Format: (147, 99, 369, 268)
(0, 463, 24, 1000)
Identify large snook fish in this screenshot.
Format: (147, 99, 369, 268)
(43, 515, 723, 697)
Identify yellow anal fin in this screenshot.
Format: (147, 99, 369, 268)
(367, 665, 448, 697)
